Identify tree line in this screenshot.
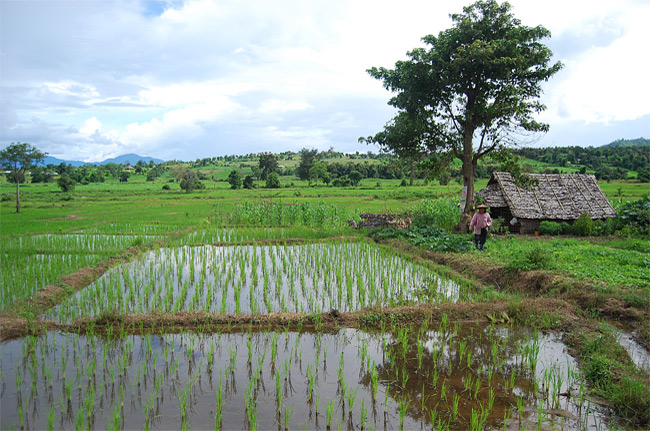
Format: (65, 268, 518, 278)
(514, 145, 650, 181)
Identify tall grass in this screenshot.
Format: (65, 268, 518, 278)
(408, 198, 459, 231)
(215, 200, 359, 228)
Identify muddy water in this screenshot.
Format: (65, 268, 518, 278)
(0, 324, 609, 430)
(616, 330, 650, 371)
(45, 243, 462, 323)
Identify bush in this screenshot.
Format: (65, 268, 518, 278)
(506, 245, 552, 272)
(572, 212, 594, 236)
(614, 195, 650, 236)
(56, 173, 76, 193)
(227, 169, 242, 189)
(409, 198, 459, 231)
(559, 222, 572, 235)
(265, 172, 281, 188)
(539, 220, 561, 235)
(243, 175, 255, 189)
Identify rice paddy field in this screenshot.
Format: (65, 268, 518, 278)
(1, 177, 649, 430)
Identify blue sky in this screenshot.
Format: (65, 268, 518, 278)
(1, 0, 649, 162)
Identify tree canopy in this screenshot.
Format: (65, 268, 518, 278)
(367, 0, 562, 216)
(0, 142, 47, 213)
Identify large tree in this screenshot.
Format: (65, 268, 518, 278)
(368, 0, 562, 219)
(0, 142, 47, 213)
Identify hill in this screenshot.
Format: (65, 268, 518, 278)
(40, 154, 164, 167)
(99, 154, 164, 165)
(602, 138, 649, 148)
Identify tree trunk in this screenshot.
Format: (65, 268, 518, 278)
(409, 159, 415, 186)
(455, 126, 476, 233)
(15, 180, 20, 213)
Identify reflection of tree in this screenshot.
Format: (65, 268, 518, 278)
(359, 326, 539, 428)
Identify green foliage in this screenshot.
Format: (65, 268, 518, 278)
(265, 172, 281, 189)
(578, 329, 650, 427)
(368, 0, 561, 212)
(180, 171, 205, 193)
(409, 198, 459, 231)
(614, 195, 650, 236)
(227, 169, 242, 189)
(538, 220, 571, 235)
(1, 142, 47, 213)
(348, 170, 362, 186)
(296, 148, 319, 181)
(571, 212, 594, 236)
(221, 200, 357, 228)
(243, 175, 255, 189)
(56, 173, 76, 193)
(373, 217, 470, 253)
(490, 237, 649, 289)
(506, 246, 552, 272)
(258, 152, 278, 180)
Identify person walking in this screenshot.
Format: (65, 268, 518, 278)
(470, 204, 492, 251)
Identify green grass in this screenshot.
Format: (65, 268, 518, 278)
(577, 324, 650, 427)
(483, 237, 650, 291)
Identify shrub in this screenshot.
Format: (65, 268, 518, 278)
(559, 222, 572, 235)
(615, 195, 650, 236)
(227, 169, 242, 189)
(409, 198, 459, 231)
(243, 175, 255, 189)
(506, 245, 552, 272)
(572, 212, 594, 236)
(539, 220, 561, 235)
(56, 173, 76, 193)
(265, 172, 281, 188)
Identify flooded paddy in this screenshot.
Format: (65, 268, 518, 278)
(45, 243, 465, 323)
(0, 323, 608, 430)
(1, 233, 158, 312)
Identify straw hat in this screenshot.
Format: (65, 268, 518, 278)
(476, 204, 488, 210)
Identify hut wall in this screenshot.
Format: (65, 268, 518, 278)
(488, 206, 520, 234)
(519, 219, 541, 235)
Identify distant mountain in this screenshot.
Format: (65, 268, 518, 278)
(41, 156, 87, 167)
(98, 154, 164, 165)
(40, 153, 164, 167)
(602, 138, 649, 148)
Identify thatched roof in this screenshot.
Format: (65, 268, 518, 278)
(477, 172, 617, 220)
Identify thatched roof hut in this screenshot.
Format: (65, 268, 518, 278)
(477, 172, 617, 234)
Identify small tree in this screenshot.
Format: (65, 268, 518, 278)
(0, 142, 47, 213)
(308, 162, 328, 185)
(57, 173, 76, 193)
(265, 172, 281, 188)
(258, 152, 278, 180)
(296, 148, 319, 181)
(228, 169, 242, 189)
(243, 175, 255, 189)
(349, 170, 363, 186)
(179, 170, 205, 193)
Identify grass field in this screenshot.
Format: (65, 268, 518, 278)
(1, 173, 648, 430)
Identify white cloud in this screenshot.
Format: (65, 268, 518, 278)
(1, 0, 648, 160)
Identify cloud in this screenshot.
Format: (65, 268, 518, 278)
(1, 0, 648, 161)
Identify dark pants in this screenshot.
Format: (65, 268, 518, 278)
(474, 228, 487, 250)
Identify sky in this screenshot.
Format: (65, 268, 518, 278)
(1, 0, 649, 163)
